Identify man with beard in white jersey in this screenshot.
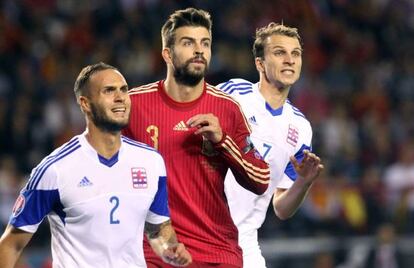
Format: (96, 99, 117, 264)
(0, 62, 191, 268)
(217, 23, 324, 267)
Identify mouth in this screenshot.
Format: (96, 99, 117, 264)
(111, 107, 127, 115)
(281, 69, 295, 75)
(190, 57, 207, 65)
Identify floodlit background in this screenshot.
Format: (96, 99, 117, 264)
(1, 0, 414, 267)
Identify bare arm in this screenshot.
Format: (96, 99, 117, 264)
(145, 220, 192, 266)
(0, 225, 33, 268)
(273, 150, 324, 220)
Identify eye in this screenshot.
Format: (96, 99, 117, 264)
(274, 50, 285, 56)
(103, 87, 115, 94)
(183, 40, 192, 46)
(292, 50, 302, 57)
(202, 41, 211, 48)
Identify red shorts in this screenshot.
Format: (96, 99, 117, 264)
(147, 257, 240, 268)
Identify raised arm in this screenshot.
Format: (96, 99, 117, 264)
(0, 225, 33, 268)
(273, 150, 324, 220)
(145, 220, 192, 266)
(187, 113, 270, 195)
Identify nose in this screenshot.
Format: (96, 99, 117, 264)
(114, 89, 126, 102)
(284, 54, 294, 65)
(194, 43, 204, 55)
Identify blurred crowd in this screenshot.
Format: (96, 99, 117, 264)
(1, 0, 414, 261)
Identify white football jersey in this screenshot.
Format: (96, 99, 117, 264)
(9, 133, 169, 268)
(218, 79, 312, 265)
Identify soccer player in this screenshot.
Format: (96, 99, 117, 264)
(123, 8, 270, 268)
(0, 62, 192, 268)
(217, 23, 324, 267)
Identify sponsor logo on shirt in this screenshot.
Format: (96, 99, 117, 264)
(287, 124, 299, 147)
(173, 121, 189, 131)
(131, 167, 148, 189)
(248, 116, 257, 125)
(12, 194, 25, 217)
(78, 176, 93, 187)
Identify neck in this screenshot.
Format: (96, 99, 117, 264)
(164, 71, 204, 102)
(258, 77, 290, 109)
(84, 123, 121, 159)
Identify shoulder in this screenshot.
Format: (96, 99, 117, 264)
(215, 78, 255, 96)
(121, 136, 162, 159)
(26, 136, 82, 190)
(286, 101, 313, 136)
(128, 81, 160, 97)
(205, 83, 246, 111)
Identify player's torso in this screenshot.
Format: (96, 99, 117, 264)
(128, 86, 239, 189)
(128, 84, 243, 264)
(49, 144, 158, 267)
(236, 93, 300, 192)
(225, 84, 308, 234)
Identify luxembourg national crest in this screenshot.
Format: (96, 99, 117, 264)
(131, 167, 148, 189)
(287, 124, 299, 147)
(12, 194, 26, 217)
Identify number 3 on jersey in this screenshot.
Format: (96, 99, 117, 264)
(109, 196, 120, 224)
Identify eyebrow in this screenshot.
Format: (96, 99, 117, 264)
(270, 45, 303, 52)
(179, 36, 211, 42)
(102, 84, 128, 90)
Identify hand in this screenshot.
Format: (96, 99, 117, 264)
(161, 242, 192, 267)
(290, 150, 324, 185)
(187, 113, 223, 143)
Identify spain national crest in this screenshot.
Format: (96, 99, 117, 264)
(131, 167, 148, 189)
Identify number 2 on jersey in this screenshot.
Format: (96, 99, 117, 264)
(109, 196, 120, 224)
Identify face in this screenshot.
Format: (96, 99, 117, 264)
(259, 34, 302, 88)
(168, 26, 211, 86)
(82, 69, 131, 132)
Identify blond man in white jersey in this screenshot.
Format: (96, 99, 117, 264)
(218, 23, 324, 267)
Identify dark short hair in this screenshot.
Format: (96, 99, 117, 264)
(161, 8, 212, 49)
(253, 22, 302, 59)
(74, 62, 118, 98)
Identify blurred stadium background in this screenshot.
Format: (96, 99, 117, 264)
(1, 0, 414, 267)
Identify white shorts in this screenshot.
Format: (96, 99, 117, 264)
(239, 230, 267, 268)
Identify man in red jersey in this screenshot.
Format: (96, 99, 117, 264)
(123, 8, 270, 268)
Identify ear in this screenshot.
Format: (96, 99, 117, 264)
(162, 47, 172, 64)
(78, 96, 91, 114)
(255, 57, 265, 73)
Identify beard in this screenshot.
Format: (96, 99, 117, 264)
(89, 102, 129, 133)
(172, 54, 209, 86)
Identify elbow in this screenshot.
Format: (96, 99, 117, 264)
(253, 184, 268, 195)
(273, 205, 295, 221)
(274, 210, 292, 221)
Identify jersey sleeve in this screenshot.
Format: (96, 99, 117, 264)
(216, 78, 254, 97)
(146, 154, 170, 224)
(9, 162, 62, 233)
(213, 102, 270, 195)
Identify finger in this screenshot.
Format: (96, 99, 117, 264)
(290, 155, 299, 168)
(187, 114, 213, 126)
(193, 125, 216, 135)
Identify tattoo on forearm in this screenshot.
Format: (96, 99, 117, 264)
(144, 220, 176, 243)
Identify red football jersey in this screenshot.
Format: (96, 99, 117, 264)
(123, 81, 269, 266)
